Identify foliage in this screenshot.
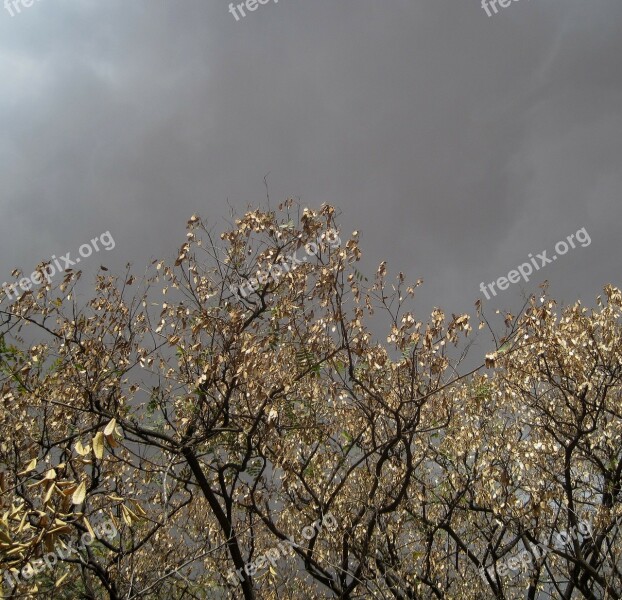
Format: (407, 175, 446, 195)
(0, 203, 621, 599)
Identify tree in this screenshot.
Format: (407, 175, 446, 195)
(1, 202, 621, 599)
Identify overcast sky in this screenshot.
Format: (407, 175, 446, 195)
(1, 0, 621, 330)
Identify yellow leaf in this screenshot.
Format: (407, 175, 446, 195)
(19, 458, 37, 475)
(48, 523, 72, 536)
(92, 432, 104, 460)
(81, 518, 94, 539)
(74, 441, 88, 456)
(72, 481, 86, 505)
(43, 469, 57, 481)
(104, 419, 117, 437)
(121, 504, 133, 526)
(55, 572, 69, 587)
(129, 500, 147, 518)
(16, 512, 28, 534)
(43, 483, 55, 504)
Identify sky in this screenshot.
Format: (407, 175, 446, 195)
(1, 0, 621, 335)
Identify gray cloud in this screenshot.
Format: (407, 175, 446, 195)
(1, 0, 620, 326)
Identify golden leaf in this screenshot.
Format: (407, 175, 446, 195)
(16, 512, 28, 534)
(121, 504, 133, 526)
(103, 419, 117, 436)
(72, 481, 87, 505)
(129, 500, 147, 518)
(93, 432, 105, 460)
(83, 517, 96, 539)
(74, 441, 89, 456)
(43, 469, 57, 481)
(43, 483, 55, 504)
(19, 458, 37, 475)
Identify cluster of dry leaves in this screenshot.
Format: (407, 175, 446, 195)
(0, 203, 621, 599)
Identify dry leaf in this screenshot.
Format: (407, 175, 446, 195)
(83, 517, 96, 539)
(19, 458, 37, 475)
(72, 481, 87, 505)
(93, 432, 105, 460)
(74, 441, 89, 456)
(104, 419, 117, 436)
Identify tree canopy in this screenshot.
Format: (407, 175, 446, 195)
(1, 203, 621, 599)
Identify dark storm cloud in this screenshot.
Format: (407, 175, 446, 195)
(1, 0, 620, 325)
